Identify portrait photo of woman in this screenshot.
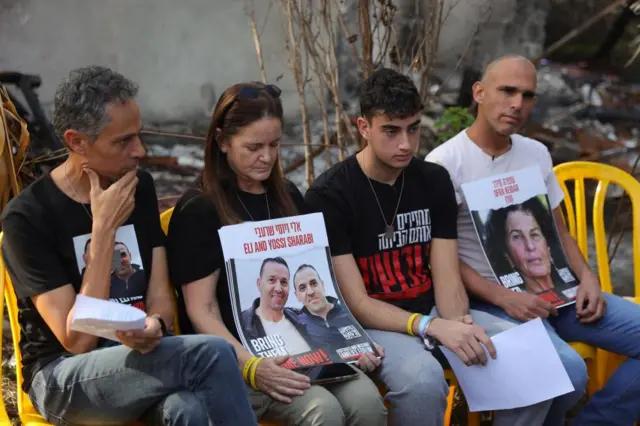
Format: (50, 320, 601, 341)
(476, 195, 578, 296)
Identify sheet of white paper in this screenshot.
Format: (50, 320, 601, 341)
(440, 318, 574, 412)
(71, 295, 147, 342)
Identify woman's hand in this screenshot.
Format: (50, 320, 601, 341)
(355, 342, 384, 373)
(255, 356, 312, 404)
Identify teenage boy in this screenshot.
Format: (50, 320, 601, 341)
(305, 67, 552, 426)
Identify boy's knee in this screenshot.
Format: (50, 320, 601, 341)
(387, 352, 449, 407)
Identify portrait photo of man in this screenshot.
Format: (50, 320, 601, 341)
(240, 256, 311, 356)
(110, 241, 147, 300)
(293, 264, 362, 352)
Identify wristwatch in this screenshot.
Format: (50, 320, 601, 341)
(152, 314, 169, 337)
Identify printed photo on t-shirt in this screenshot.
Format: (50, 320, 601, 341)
(72, 224, 147, 311)
(461, 166, 579, 308)
(219, 213, 379, 370)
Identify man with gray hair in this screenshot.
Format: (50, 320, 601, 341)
(1, 66, 257, 425)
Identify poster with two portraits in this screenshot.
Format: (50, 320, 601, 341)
(462, 166, 579, 308)
(218, 212, 379, 375)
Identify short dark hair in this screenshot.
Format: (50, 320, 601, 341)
(293, 264, 320, 290)
(259, 257, 289, 278)
(359, 68, 423, 121)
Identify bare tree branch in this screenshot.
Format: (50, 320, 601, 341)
(245, 0, 268, 84)
(358, 0, 374, 78)
(281, 0, 314, 186)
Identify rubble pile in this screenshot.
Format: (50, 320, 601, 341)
(529, 60, 640, 172)
(140, 60, 640, 202)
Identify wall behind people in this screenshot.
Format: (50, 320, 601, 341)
(0, 0, 545, 130)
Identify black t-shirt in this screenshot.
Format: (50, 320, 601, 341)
(305, 155, 458, 315)
(165, 180, 308, 341)
(0, 170, 165, 392)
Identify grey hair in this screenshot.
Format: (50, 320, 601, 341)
(52, 65, 139, 142)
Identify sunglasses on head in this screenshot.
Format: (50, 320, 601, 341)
(236, 84, 282, 100)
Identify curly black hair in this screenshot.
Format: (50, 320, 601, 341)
(359, 68, 423, 120)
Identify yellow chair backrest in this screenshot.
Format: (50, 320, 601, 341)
(1, 232, 52, 425)
(159, 207, 181, 335)
(553, 161, 640, 296)
(160, 207, 174, 236)
(0, 235, 14, 424)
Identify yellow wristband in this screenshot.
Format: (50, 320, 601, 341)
(407, 313, 420, 336)
(250, 357, 264, 390)
(243, 356, 258, 383)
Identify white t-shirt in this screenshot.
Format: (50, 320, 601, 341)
(425, 130, 565, 282)
(259, 314, 311, 356)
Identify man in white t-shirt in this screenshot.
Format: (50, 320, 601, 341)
(426, 54, 640, 426)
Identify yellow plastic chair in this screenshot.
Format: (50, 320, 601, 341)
(1, 232, 56, 426)
(0, 239, 15, 425)
(554, 161, 640, 392)
(159, 207, 174, 237)
(160, 206, 182, 336)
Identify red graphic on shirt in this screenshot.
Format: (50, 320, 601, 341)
(356, 208, 433, 301)
(132, 300, 147, 312)
(357, 242, 432, 300)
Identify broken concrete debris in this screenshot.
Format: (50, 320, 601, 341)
(141, 60, 639, 206)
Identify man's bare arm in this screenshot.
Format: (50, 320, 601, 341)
(333, 252, 497, 365)
(430, 238, 469, 319)
(32, 223, 116, 354)
(145, 246, 175, 332)
(332, 254, 423, 334)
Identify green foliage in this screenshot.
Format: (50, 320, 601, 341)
(434, 106, 475, 144)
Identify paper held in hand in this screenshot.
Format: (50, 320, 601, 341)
(71, 294, 147, 341)
(460, 166, 579, 308)
(440, 318, 575, 412)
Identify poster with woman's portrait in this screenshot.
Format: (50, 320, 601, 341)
(461, 166, 579, 308)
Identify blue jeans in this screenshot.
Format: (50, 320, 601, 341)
(28, 335, 258, 425)
(472, 292, 640, 426)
